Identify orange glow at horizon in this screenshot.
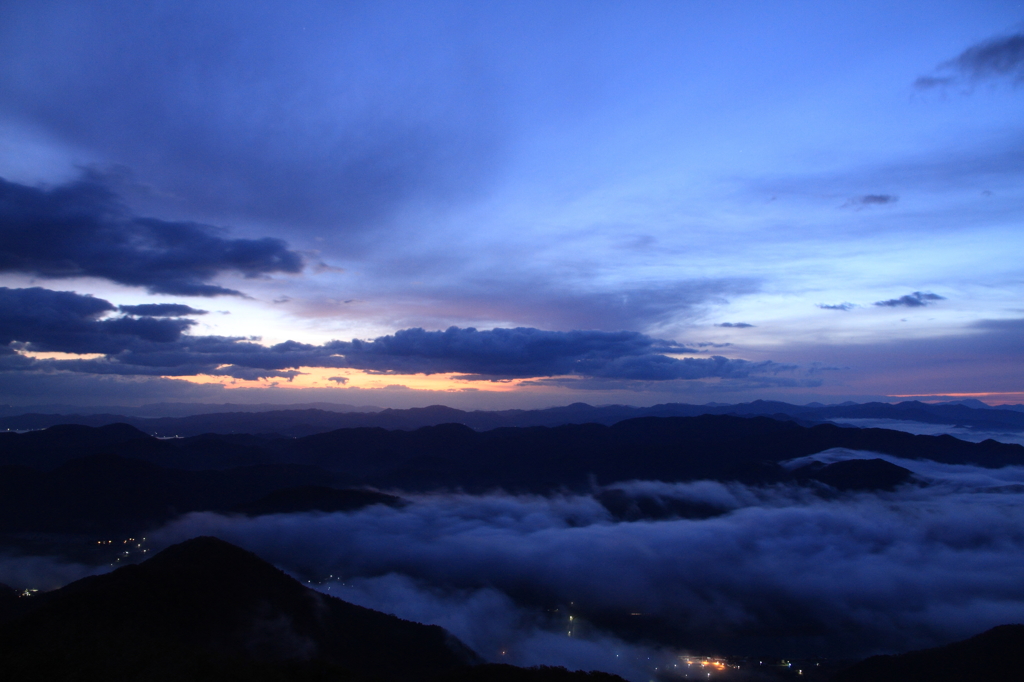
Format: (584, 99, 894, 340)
(19, 350, 105, 361)
(169, 367, 543, 393)
(888, 392, 1024, 405)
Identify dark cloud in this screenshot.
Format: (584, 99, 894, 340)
(2, 289, 794, 385)
(47, 336, 349, 377)
(0, 287, 338, 376)
(118, 304, 208, 317)
(330, 327, 787, 381)
(209, 367, 303, 382)
(328, 376, 349, 385)
(915, 33, 1024, 89)
(334, 327, 695, 378)
(817, 302, 855, 311)
(0, 287, 194, 354)
(0, 175, 304, 296)
(716, 322, 754, 328)
(874, 291, 945, 308)
(843, 194, 898, 208)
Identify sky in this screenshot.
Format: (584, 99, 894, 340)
(1, 0, 1022, 409)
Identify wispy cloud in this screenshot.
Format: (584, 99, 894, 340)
(874, 291, 945, 308)
(118, 304, 208, 317)
(842, 194, 898, 208)
(915, 33, 1024, 89)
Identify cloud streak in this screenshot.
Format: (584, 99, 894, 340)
(843, 194, 898, 208)
(916, 33, 1024, 89)
(0, 175, 304, 296)
(873, 291, 945, 308)
(118, 304, 208, 317)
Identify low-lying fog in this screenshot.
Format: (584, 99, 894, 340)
(827, 418, 1024, 446)
(4, 448, 1024, 681)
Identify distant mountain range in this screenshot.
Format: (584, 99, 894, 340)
(0, 401, 383, 418)
(3, 399, 1024, 438)
(1, 415, 1020, 538)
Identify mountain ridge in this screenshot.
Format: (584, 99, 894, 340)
(3, 399, 1023, 438)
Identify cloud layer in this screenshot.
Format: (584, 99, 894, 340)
(334, 326, 786, 381)
(140, 450, 1024, 668)
(0, 4, 498, 237)
(0, 176, 304, 296)
(0, 287, 194, 354)
(1, 287, 792, 383)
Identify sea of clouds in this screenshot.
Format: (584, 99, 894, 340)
(4, 447, 1024, 680)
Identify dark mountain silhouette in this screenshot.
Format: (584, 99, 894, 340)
(0, 423, 293, 470)
(3, 415, 1020, 484)
(0, 582, 16, 615)
(435, 665, 625, 682)
(792, 458, 913, 492)
(189, 415, 1020, 492)
(0, 536, 481, 681)
(0, 423, 156, 469)
(0, 456, 373, 534)
(596, 488, 728, 521)
(808, 400, 1024, 430)
(234, 486, 404, 516)
(0, 401, 381, 418)
(3, 399, 1022, 438)
(1, 415, 1019, 535)
(832, 623, 1024, 681)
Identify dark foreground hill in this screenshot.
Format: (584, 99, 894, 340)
(0, 536, 479, 680)
(0, 537, 627, 682)
(3, 399, 1023, 437)
(832, 623, 1024, 682)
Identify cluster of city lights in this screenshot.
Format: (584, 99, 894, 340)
(95, 536, 149, 565)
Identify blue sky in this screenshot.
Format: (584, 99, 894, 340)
(0, 1, 1021, 408)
